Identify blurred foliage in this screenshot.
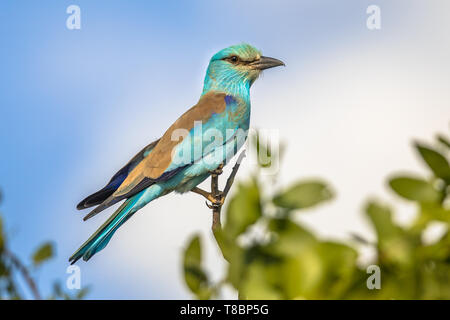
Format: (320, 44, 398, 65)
(48, 282, 90, 300)
(183, 130, 450, 300)
(32, 242, 54, 267)
(0, 191, 89, 300)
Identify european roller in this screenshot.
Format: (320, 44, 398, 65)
(70, 44, 284, 264)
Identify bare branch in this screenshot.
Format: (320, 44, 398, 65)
(223, 151, 246, 198)
(4, 248, 42, 300)
(190, 150, 246, 231)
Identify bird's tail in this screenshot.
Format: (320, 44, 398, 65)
(69, 191, 145, 264)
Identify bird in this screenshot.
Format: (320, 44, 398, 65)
(70, 43, 284, 264)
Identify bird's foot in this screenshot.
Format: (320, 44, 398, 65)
(191, 187, 224, 209)
(205, 192, 224, 209)
(210, 164, 224, 176)
(191, 187, 225, 209)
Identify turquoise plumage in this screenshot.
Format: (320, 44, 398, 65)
(70, 44, 284, 264)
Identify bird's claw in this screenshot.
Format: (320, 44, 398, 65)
(210, 168, 223, 176)
(205, 192, 224, 209)
(205, 201, 216, 209)
(210, 164, 224, 176)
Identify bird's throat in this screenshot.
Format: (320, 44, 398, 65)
(202, 76, 251, 104)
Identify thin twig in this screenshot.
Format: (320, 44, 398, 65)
(223, 151, 246, 198)
(190, 150, 246, 231)
(4, 248, 42, 300)
(210, 150, 246, 230)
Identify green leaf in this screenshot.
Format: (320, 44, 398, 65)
(273, 180, 333, 210)
(268, 218, 316, 257)
(419, 230, 450, 261)
(212, 227, 237, 263)
(389, 176, 441, 203)
(266, 219, 322, 299)
(415, 143, 450, 181)
(182, 235, 211, 299)
(227, 244, 280, 293)
(316, 241, 358, 298)
(437, 134, 450, 149)
(32, 242, 54, 266)
(184, 235, 201, 266)
(225, 245, 245, 289)
(0, 260, 8, 277)
(224, 179, 262, 240)
(279, 247, 323, 299)
(365, 201, 399, 240)
(239, 261, 282, 299)
(365, 201, 414, 267)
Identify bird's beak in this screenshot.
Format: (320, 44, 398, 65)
(250, 56, 285, 70)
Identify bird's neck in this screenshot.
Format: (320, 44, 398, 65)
(202, 74, 251, 104)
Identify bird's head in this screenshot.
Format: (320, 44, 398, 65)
(203, 43, 284, 96)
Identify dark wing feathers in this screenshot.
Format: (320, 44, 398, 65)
(76, 185, 117, 211)
(76, 138, 160, 210)
(81, 165, 188, 221)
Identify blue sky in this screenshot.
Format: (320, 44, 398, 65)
(0, 1, 449, 299)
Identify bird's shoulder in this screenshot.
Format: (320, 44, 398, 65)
(112, 91, 232, 197)
(147, 91, 230, 154)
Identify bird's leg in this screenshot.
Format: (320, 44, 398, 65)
(191, 152, 246, 232)
(209, 163, 225, 208)
(190, 164, 226, 208)
(209, 164, 224, 176)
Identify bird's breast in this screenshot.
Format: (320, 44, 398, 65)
(223, 94, 251, 130)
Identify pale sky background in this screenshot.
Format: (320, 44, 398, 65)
(0, 1, 449, 299)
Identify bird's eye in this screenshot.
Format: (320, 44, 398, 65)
(227, 56, 239, 64)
